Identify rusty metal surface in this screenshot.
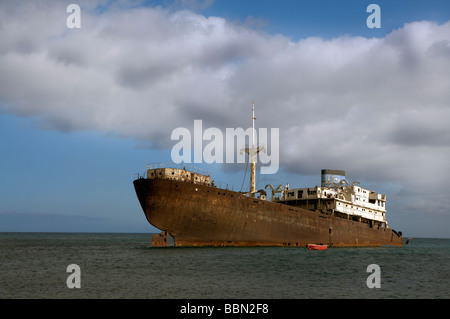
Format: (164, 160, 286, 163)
(151, 231, 169, 247)
(134, 178, 403, 248)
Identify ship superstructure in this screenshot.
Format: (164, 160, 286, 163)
(276, 169, 388, 229)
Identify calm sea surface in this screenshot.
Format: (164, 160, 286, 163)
(0, 233, 448, 299)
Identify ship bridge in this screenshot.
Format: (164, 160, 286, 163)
(274, 169, 389, 228)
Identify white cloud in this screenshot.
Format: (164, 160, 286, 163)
(1, 1, 449, 230)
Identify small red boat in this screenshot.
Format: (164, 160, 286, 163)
(307, 244, 328, 250)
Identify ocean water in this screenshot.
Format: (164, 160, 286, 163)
(0, 233, 448, 299)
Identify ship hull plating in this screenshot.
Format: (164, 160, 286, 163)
(134, 178, 403, 247)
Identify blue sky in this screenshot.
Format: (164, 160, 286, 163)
(195, 0, 450, 38)
(0, 0, 449, 237)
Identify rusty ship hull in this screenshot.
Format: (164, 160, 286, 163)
(133, 177, 403, 248)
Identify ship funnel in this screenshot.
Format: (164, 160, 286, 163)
(321, 169, 345, 187)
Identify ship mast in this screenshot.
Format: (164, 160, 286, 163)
(244, 101, 264, 197)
